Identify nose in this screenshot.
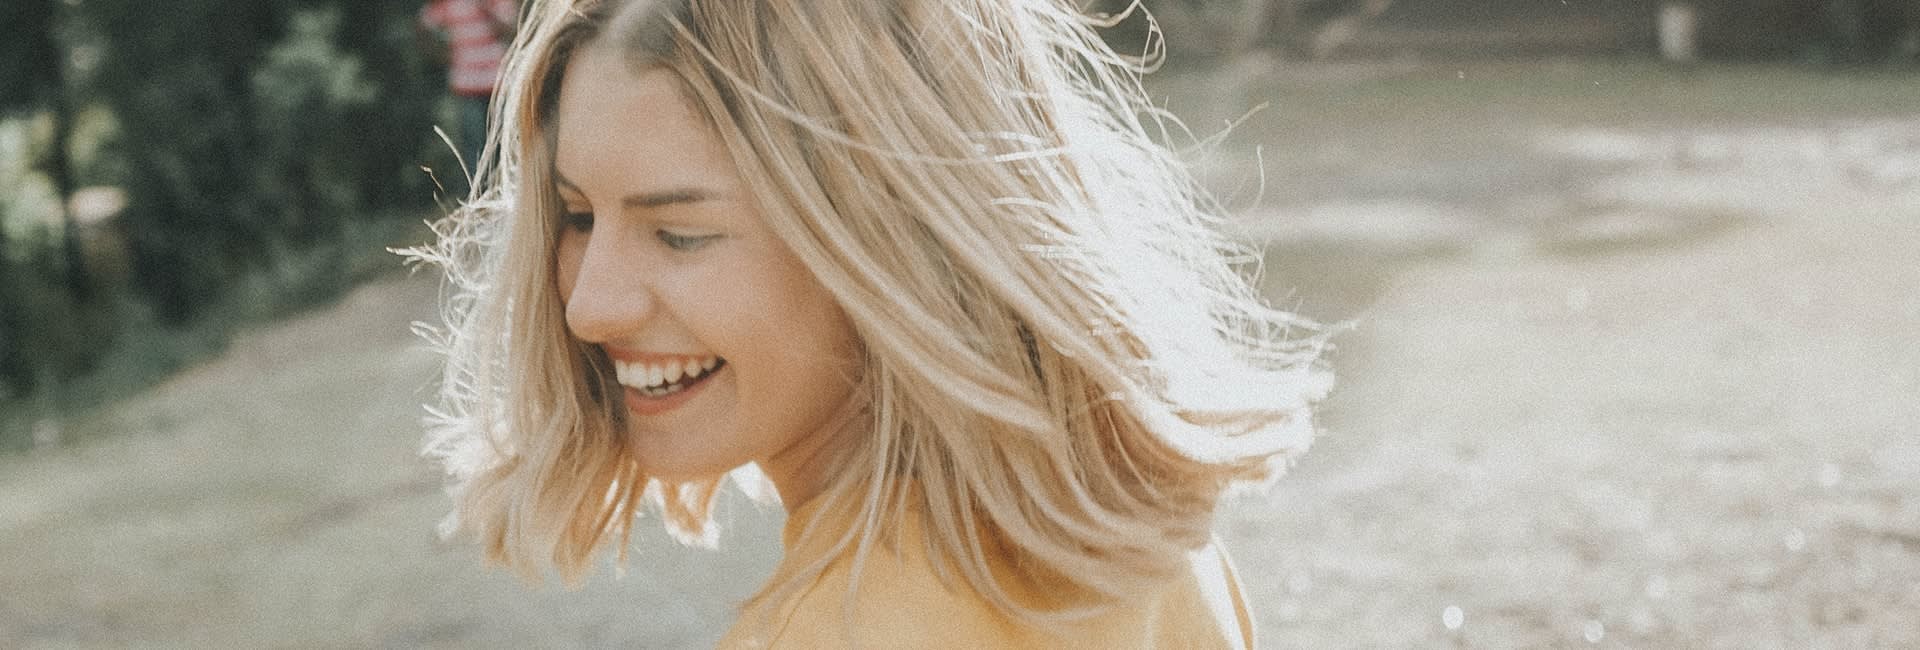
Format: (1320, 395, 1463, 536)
(561, 227, 656, 344)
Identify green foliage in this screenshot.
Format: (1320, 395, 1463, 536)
(251, 7, 381, 245)
(0, 223, 119, 451)
(0, 0, 62, 115)
(1, 0, 453, 448)
(66, 0, 446, 322)
(76, 0, 286, 321)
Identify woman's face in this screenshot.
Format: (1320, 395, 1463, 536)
(551, 43, 862, 488)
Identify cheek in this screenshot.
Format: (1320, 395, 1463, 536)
(764, 267, 862, 395)
(717, 250, 862, 413)
(553, 232, 585, 303)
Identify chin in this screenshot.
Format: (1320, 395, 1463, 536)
(643, 465, 743, 483)
(630, 440, 751, 482)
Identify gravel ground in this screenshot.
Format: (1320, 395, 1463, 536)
(3, 61, 1917, 648)
(1238, 186, 1920, 648)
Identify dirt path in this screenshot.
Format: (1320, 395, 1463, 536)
(1242, 202, 1920, 647)
(0, 273, 783, 647)
(8, 175, 1914, 648)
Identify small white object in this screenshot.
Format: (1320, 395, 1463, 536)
(1784, 528, 1807, 552)
(1658, 3, 1699, 63)
(1582, 620, 1606, 643)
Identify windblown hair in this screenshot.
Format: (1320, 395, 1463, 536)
(408, 0, 1329, 624)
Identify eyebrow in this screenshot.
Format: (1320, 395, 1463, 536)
(554, 171, 714, 208)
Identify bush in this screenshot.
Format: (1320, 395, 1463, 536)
(1, 0, 451, 450)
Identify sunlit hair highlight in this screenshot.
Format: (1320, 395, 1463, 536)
(407, 0, 1329, 625)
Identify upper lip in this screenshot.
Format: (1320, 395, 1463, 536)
(601, 347, 718, 364)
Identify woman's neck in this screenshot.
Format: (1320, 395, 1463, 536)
(757, 395, 868, 511)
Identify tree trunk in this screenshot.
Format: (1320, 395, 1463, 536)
(22, 0, 89, 301)
(48, 79, 88, 302)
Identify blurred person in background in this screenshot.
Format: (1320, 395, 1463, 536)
(418, 0, 520, 179)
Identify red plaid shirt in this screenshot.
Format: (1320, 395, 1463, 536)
(420, 0, 518, 97)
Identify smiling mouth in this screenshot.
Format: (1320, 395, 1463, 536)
(614, 356, 726, 398)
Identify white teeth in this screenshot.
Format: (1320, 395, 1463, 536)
(610, 356, 723, 392)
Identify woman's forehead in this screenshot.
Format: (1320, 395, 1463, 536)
(551, 45, 729, 196)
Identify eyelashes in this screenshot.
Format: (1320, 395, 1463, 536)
(657, 230, 720, 251)
(559, 211, 721, 251)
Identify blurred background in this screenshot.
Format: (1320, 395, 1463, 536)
(2, 0, 1916, 647)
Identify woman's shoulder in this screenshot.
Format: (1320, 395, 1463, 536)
(720, 532, 1043, 648)
(720, 529, 1255, 649)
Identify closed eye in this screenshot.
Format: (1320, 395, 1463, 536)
(658, 230, 721, 251)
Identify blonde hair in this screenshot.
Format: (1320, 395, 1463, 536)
(409, 0, 1328, 625)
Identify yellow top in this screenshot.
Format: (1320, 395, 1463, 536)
(716, 496, 1256, 649)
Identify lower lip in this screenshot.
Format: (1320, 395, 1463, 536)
(623, 366, 721, 416)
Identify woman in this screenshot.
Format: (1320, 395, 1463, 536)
(410, 0, 1328, 646)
